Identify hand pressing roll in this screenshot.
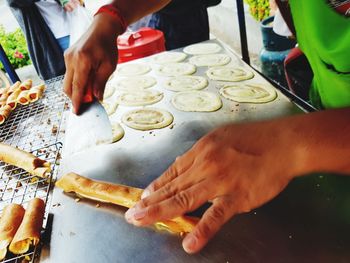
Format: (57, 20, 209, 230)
(56, 173, 199, 235)
(9, 198, 45, 255)
(0, 204, 25, 260)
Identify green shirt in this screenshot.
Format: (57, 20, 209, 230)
(289, 0, 350, 109)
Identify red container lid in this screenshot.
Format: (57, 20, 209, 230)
(117, 27, 166, 63)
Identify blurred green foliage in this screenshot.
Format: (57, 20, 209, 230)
(245, 0, 271, 21)
(0, 25, 31, 70)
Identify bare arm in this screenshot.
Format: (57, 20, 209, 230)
(64, 0, 170, 114)
(125, 108, 350, 253)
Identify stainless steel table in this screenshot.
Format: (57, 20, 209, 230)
(41, 40, 350, 263)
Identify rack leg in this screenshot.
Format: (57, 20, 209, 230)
(0, 43, 20, 84)
(236, 0, 250, 65)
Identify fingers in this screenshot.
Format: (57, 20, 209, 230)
(63, 65, 74, 100)
(142, 153, 195, 199)
(70, 56, 91, 114)
(182, 196, 236, 254)
(92, 62, 116, 101)
(125, 181, 209, 226)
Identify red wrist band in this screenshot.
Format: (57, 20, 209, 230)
(95, 4, 128, 33)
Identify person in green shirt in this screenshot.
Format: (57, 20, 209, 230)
(63, 0, 350, 254)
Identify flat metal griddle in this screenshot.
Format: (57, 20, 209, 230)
(41, 40, 350, 263)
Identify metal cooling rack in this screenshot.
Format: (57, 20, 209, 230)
(0, 76, 68, 152)
(0, 76, 68, 263)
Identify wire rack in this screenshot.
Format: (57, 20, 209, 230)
(0, 76, 68, 263)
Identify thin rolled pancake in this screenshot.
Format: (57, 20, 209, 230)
(189, 54, 231, 67)
(6, 81, 20, 96)
(9, 198, 45, 255)
(0, 204, 25, 260)
(171, 91, 222, 112)
(220, 83, 277, 103)
(163, 76, 208, 92)
(56, 173, 199, 235)
(117, 64, 151, 76)
(0, 143, 51, 177)
(0, 87, 9, 99)
(207, 66, 254, 82)
(184, 43, 222, 55)
(17, 90, 30, 105)
(6, 89, 21, 110)
(155, 63, 196, 77)
(116, 90, 163, 107)
(122, 108, 173, 131)
(114, 76, 157, 91)
(28, 84, 46, 102)
(150, 52, 187, 64)
(19, 79, 32, 91)
(0, 92, 9, 107)
(0, 105, 12, 125)
(111, 123, 125, 143)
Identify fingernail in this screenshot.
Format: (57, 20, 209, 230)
(125, 208, 147, 222)
(183, 235, 197, 254)
(141, 189, 150, 199)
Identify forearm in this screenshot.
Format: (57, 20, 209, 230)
(285, 107, 350, 175)
(111, 0, 171, 25)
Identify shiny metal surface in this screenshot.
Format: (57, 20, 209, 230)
(41, 41, 350, 263)
(64, 100, 112, 156)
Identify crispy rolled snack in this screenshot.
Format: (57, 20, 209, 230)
(0, 105, 12, 125)
(6, 81, 20, 96)
(0, 92, 9, 107)
(0, 204, 25, 260)
(0, 143, 51, 177)
(17, 90, 30, 105)
(9, 198, 45, 255)
(19, 79, 32, 91)
(0, 87, 9, 99)
(56, 173, 199, 235)
(28, 84, 46, 103)
(6, 89, 21, 110)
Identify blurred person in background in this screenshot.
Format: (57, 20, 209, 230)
(6, 0, 80, 80)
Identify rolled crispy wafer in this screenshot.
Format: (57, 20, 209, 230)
(0, 105, 12, 125)
(0, 143, 51, 177)
(17, 90, 30, 105)
(6, 89, 21, 110)
(0, 87, 9, 99)
(56, 173, 199, 235)
(28, 84, 45, 103)
(0, 204, 25, 260)
(6, 81, 20, 97)
(19, 79, 32, 91)
(9, 198, 45, 255)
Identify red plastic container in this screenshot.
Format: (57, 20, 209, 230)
(117, 27, 166, 63)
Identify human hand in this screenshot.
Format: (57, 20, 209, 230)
(63, 0, 80, 12)
(125, 121, 303, 253)
(63, 13, 122, 114)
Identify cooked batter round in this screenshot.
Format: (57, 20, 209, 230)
(111, 123, 125, 143)
(116, 90, 163, 106)
(150, 52, 187, 64)
(155, 63, 196, 77)
(164, 76, 208, 92)
(184, 43, 222, 55)
(102, 101, 118, 116)
(122, 108, 173, 131)
(103, 85, 116, 100)
(113, 76, 157, 91)
(220, 83, 277, 103)
(207, 66, 254, 82)
(189, 54, 231, 67)
(116, 63, 151, 76)
(171, 91, 222, 112)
